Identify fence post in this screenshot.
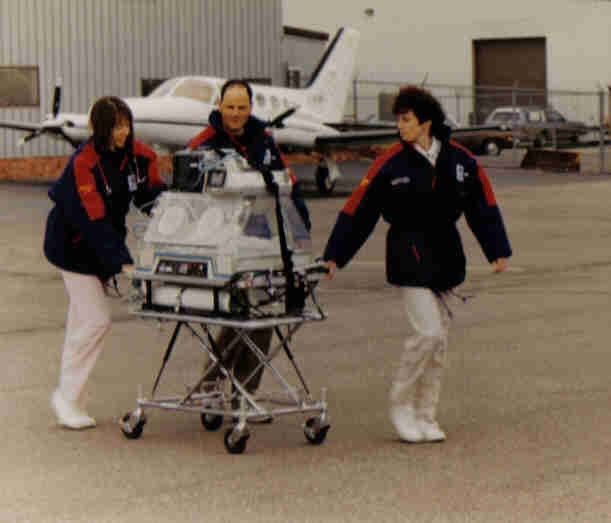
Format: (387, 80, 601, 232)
(512, 87, 519, 161)
(352, 78, 358, 123)
(599, 89, 606, 173)
(455, 88, 461, 125)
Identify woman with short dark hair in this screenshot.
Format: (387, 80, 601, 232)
(45, 96, 166, 429)
(323, 86, 511, 443)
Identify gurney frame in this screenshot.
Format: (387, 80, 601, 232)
(120, 297, 330, 454)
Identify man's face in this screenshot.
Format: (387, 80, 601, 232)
(219, 85, 252, 136)
(397, 110, 431, 144)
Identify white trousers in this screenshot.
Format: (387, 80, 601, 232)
(390, 287, 451, 423)
(57, 270, 112, 404)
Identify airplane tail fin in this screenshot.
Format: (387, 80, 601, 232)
(304, 27, 360, 123)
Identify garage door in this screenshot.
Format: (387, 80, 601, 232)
(473, 37, 546, 123)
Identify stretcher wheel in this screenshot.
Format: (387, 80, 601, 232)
(224, 428, 249, 454)
(304, 417, 329, 445)
(201, 413, 223, 431)
(120, 412, 146, 440)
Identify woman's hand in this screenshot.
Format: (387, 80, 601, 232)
(324, 260, 337, 280)
(491, 258, 508, 273)
(121, 264, 135, 277)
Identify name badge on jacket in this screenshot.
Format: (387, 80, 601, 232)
(127, 173, 138, 192)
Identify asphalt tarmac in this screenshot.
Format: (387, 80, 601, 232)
(1, 152, 611, 522)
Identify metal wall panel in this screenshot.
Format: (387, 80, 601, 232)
(0, 0, 282, 158)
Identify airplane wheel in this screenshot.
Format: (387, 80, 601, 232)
(315, 165, 336, 195)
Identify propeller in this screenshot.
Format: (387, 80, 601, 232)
(17, 78, 80, 148)
(52, 78, 62, 118)
(266, 106, 298, 129)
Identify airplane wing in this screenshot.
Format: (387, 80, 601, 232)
(314, 128, 398, 149)
(0, 119, 43, 132)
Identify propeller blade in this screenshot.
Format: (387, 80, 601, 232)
(267, 106, 298, 129)
(52, 78, 62, 118)
(19, 129, 43, 146)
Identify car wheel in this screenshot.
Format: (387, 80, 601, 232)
(533, 132, 547, 148)
(483, 139, 501, 156)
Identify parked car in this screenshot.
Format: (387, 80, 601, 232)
(446, 116, 515, 156)
(484, 106, 589, 147)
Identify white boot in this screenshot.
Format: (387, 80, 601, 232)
(418, 419, 446, 442)
(390, 404, 423, 443)
(51, 390, 96, 430)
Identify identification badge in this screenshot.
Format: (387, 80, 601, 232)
(263, 149, 271, 166)
(127, 173, 138, 192)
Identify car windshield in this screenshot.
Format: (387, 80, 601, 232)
(491, 111, 520, 123)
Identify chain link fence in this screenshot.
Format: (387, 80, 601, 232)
(347, 79, 610, 174)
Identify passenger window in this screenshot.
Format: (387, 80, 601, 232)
(255, 93, 266, 108)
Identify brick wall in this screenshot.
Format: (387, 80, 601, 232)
(0, 150, 368, 183)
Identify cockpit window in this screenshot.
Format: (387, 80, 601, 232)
(172, 79, 218, 103)
(148, 78, 182, 97)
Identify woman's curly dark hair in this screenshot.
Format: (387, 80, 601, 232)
(89, 96, 134, 153)
(392, 85, 447, 138)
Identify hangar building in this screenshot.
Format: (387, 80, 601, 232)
(284, 0, 611, 125)
(0, 0, 283, 158)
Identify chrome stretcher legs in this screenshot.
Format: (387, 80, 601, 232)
(119, 313, 330, 454)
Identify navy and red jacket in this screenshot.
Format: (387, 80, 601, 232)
(323, 132, 512, 291)
(44, 139, 167, 280)
(188, 110, 311, 230)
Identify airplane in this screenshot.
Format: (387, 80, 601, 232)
(0, 27, 398, 195)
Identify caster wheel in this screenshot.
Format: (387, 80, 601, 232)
(201, 413, 224, 431)
(304, 417, 330, 445)
(224, 428, 249, 454)
(120, 412, 146, 440)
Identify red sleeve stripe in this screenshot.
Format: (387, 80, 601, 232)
(133, 139, 163, 187)
(74, 142, 105, 220)
(278, 151, 297, 184)
(477, 164, 497, 206)
(450, 139, 497, 206)
(343, 142, 403, 216)
(187, 126, 216, 149)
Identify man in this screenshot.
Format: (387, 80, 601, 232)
(188, 79, 310, 409)
(323, 86, 511, 443)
